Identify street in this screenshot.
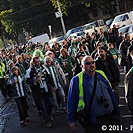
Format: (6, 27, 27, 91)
(0, 68, 132, 133)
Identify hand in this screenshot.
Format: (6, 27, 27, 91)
(35, 75, 41, 83)
(62, 62, 67, 68)
(70, 122, 78, 131)
(14, 80, 18, 84)
(52, 87, 56, 91)
(29, 90, 32, 94)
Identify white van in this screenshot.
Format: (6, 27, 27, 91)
(28, 33, 49, 44)
(110, 11, 133, 29)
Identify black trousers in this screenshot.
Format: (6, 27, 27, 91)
(30, 85, 54, 123)
(0, 78, 7, 98)
(15, 96, 29, 121)
(41, 92, 54, 123)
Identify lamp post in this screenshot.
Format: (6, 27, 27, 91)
(57, 0, 66, 35)
(48, 25, 52, 39)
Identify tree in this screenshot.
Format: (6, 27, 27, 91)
(51, 0, 116, 17)
(0, 0, 56, 41)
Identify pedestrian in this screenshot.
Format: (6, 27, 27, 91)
(125, 44, 133, 73)
(0, 56, 7, 98)
(5, 60, 15, 97)
(10, 66, 30, 126)
(112, 24, 119, 47)
(96, 46, 120, 102)
(73, 53, 85, 76)
(15, 55, 26, 76)
(125, 67, 133, 123)
(26, 56, 55, 128)
(116, 32, 124, 49)
(58, 48, 75, 95)
(44, 56, 66, 115)
(67, 56, 120, 133)
(108, 43, 121, 66)
(119, 33, 132, 73)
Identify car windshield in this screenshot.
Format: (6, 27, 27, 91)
(56, 36, 64, 41)
(106, 19, 113, 26)
(89, 21, 98, 27)
(83, 24, 93, 30)
(66, 26, 83, 38)
(114, 15, 123, 22)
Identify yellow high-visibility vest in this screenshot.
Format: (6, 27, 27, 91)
(0, 63, 5, 78)
(77, 70, 111, 112)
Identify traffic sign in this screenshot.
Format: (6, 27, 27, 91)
(55, 12, 62, 18)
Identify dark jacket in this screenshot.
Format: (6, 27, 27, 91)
(26, 65, 55, 98)
(15, 62, 26, 75)
(10, 73, 30, 98)
(125, 67, 133, 115)
(22, 60, 29, 71)
(119, 40, 131, 66)
(96, 55, 120, 84)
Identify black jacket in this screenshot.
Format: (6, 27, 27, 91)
(26, 65, 55, 98)
(96, 55, 120, 84)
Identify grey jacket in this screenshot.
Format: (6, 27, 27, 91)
(44, 60, 66, 89)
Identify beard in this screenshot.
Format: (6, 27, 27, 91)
(100, 54, 105, 59)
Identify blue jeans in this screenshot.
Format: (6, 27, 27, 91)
(52, 87, 66, 112)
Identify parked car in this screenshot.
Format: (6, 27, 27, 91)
(118, 24, 133, 39)
(83, 23, 95, 35)
(105, 18, 114, 28)
(83, 19, 108, 35)
(110, 11, 133, 29)
(65, 26, 85, 39)
(48, 36, 64, 48)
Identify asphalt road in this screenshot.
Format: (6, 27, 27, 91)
(0, 68, 132, 133)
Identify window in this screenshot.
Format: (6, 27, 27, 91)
(123, 14, 129, 21)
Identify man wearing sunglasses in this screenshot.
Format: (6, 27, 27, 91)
(67, 55, 119, 133)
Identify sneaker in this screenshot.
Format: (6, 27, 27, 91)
(38, 110, 42, 116)
(60, 107, 67, 113)
(20, 120, 25, 126)
(55, 111, 60, 116)
(46, 121, 53, 128)
(50, 116, 54, 121)
(25, 117, 30, 122)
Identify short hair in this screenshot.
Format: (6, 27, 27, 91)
(11, 66, 20, 73)
(60, 48, 68, 55)
(17, 55, 22, 60)
(98, 46, 107, 52)
(125, 33, 130, 38)
(44, 56, 52, 62)
(33, 56, 39, 63)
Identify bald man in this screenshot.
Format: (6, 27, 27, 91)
(67, 56, 120, 133)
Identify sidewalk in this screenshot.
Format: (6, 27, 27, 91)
(0, 91, 16, 133)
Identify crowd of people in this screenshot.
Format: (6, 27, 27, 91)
(0, 24, 133, 132)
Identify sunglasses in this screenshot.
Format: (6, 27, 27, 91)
(84, 61, 95, 65)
